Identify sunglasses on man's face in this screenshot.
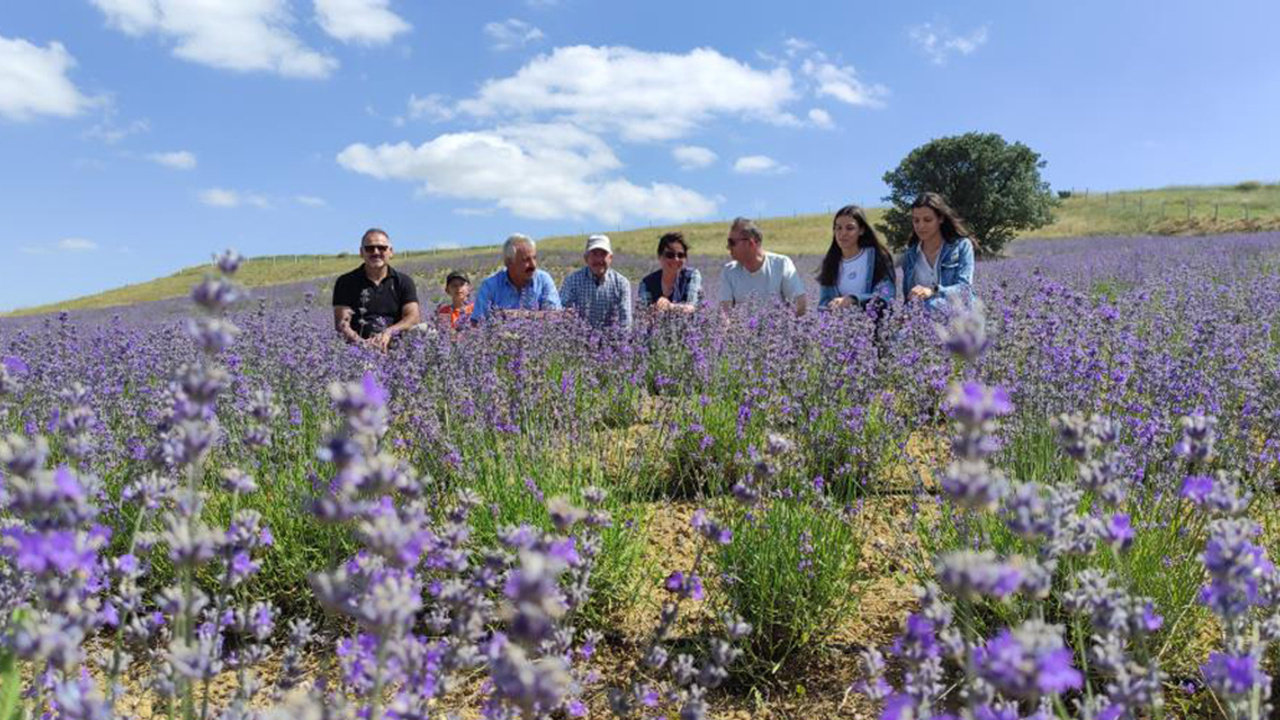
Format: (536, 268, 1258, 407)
(362, 245, 390, 254)
(662, 251, 687, 260)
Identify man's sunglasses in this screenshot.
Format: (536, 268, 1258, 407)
(362, 245, 390, 254)
(662, 251, 687, 260)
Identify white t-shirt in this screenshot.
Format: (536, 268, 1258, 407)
(913, 252, 938, 290)
(836, 250, 873, 300)
(719, 251, 805, 305)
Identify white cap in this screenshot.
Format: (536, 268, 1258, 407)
(585, 234, 612, 254)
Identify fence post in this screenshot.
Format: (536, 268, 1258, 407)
(1138, 197, 1143, 213)
(1185, 198, 1191, 221)
(1214, 204, 1219, 221)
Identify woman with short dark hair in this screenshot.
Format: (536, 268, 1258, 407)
(638, 232, 702, 312)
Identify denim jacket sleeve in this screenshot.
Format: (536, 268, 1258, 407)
(900, 245, 917, 303)
(935, 238, 975, 304)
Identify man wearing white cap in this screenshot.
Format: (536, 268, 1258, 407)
(559, 234, 633, 330)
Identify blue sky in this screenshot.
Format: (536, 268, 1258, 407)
(1, 0, 1278, 311)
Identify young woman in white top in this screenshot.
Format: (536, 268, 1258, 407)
(816, 204, 896, 313)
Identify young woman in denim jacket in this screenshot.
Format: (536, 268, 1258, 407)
(817, 204, 896, 315)
(900, 192, 978, 314)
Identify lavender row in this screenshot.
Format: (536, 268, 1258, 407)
(0, 232, 1279, 720)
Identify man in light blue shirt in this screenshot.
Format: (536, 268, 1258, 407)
(470, 233, 562, 323)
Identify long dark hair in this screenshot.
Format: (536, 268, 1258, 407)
(907, 192, 980, 251)
(817, 205, 894, 287)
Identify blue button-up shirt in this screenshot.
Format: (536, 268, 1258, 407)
(470, 268, 562, 322)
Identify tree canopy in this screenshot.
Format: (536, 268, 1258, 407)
(880, 133, 1056, 256)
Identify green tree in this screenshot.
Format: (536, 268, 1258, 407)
(880, 133, 1055, 256)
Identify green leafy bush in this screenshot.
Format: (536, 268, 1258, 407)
(715, 497, 864, 668)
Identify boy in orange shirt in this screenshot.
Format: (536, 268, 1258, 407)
(436, 272, 474, 329)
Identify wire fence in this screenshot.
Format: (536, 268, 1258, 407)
(1061, 188, 1277, 223)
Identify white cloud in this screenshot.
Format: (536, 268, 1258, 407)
(672, 145, 716, 170)
(295, 194, 327, 206)
(314, 0, 410, 45)
(783, 37, 813, 57)
(0, 35, 94, 121)
(909, 23, 989, 65)
(483, 19, 544, 51)
(148, 150, 197, 169)
(801, 56, 886, 108)
(200, 187, 270, 208)
(24, 237, 101, 254)
(457, 45, 798, 142)
(58, 237, 99, 251)
(199, 188, 239, 207)
(84, 115, 150, 144)
(733, 155, 789, 175)
(337, 123, 717, 225)
(808, 108, 833, 128)
(404, 92, 454, 122)
(90, 0, 338, 78)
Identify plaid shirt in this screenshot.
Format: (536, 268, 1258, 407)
(560, 266, 633, 329)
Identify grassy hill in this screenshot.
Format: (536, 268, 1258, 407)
(7, 182, 1278, 316)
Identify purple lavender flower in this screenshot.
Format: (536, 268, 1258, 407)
(664, 571, 705, 601)
(936, 298, 990, 361)
(1173, 413, 1217, 463)
(1199, 517, 1277, 617)
(973, 622, 1082, 700)
(947, 382, 1013, 425)
(1202, 652, 1268, 698)
(939, 460, 1009, 511)
(1, 355, 28, 375)
(191, 276, 243, 313)
(214, 248, 245, 275)
(1103, 513, 1135, 552)
(1181, 474, 1214, 502)
(0, 356, 26, 396)
(936, 551, 1026, 601)
(1, 527, 101, 574)
(690, 510, 732, 545)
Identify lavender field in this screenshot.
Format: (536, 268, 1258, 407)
(2, 233, 1280, 720)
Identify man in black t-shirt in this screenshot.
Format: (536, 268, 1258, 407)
(332, 228, 421, 350)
